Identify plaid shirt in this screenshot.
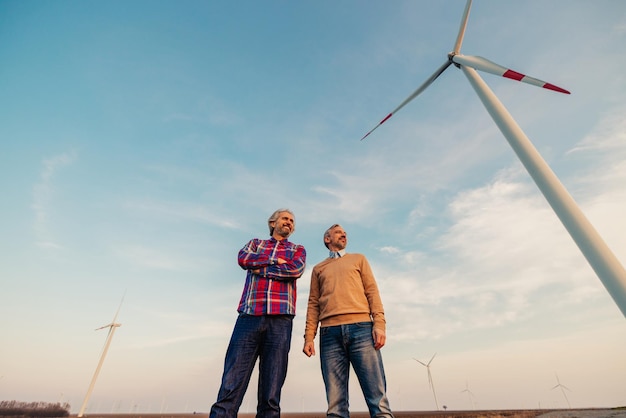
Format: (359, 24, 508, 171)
(237, 237, 306, 316)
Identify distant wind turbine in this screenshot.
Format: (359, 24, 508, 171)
(551, 373, 572, 409)
(413, 354, 439, 410)
(461, 381, 476, 410)
(78, 295, 125, 417)
(361, 0, 626, 318)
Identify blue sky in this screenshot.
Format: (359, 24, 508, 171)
(1, 0, 625, 413)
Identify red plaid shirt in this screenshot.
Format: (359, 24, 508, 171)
(237, 237, 306, 316)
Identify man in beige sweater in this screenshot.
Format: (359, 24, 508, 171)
(303, 224, 394, 418)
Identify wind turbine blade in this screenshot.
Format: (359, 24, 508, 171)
(413, 357, 427, 367)
(361, 60, 452, 140)
(452, 54, 570, 94)
(453, 0, 473, 54)
(428, 352, 437, 365)
(112, 291, 127, 323)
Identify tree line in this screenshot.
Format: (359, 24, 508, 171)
(0, 401, 70, 417)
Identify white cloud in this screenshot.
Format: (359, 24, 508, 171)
(124, 198, 243, 229)
(375, 135, 625, 343)
(114, 244, 209, 272)
(32, 150, 78, 249)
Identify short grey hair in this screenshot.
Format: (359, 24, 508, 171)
(268, 208, 295, 236)
(323, 224, 341, 248)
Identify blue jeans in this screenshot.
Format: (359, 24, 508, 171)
(320, 322, 394, 418)
(209, 314, 293, 418)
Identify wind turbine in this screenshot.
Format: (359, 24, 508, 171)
(413, 354, 439, 410)
(361, 0, 626, 318)
(551, 373, 572, 409)
(78, 296, 124, 417)
(461, 381, 476, 410)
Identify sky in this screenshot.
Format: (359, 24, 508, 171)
(1, 0, 625, 414)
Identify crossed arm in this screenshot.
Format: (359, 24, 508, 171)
(238, 239, 306, 280)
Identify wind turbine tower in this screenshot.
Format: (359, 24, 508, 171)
(362, 0, 626, 318)
(78, 297, 124, 417)
(414, 354, 439, 411)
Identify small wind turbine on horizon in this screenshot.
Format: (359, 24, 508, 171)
(551, 373, 572, 409)
(413, 354, 439, 411)
(78, 295, 125, 418)
(461, 381, 477, 410)
(361, 0, 626, 318)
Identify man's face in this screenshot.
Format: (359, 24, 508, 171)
(325, 226, 347, 251)
(271, 212, 295, 239)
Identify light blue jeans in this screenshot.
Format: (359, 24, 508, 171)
(320, 322, 394, 418)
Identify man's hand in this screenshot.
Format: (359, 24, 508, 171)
(373, 328, 386, 350)
(303, 341, 316, 357)
(251, 258, 286, 275)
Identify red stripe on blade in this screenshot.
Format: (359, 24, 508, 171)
(503, 69, 525, 81)
(543, 83, 571, 95)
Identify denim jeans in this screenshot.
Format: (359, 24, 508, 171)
(209, 313, 293, 418)
(320, 322, 394, 418)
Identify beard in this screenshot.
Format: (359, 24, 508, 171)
(275, 225, 292, 238)
(333, 240, 347, 250)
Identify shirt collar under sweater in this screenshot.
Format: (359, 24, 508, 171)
(329, 249, 346, 259)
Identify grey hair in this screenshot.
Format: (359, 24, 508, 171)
(268, 208, 295, 236)
(323, 224, 341, 248)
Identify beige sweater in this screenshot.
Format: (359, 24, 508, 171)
(304, 253, 386, 343)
